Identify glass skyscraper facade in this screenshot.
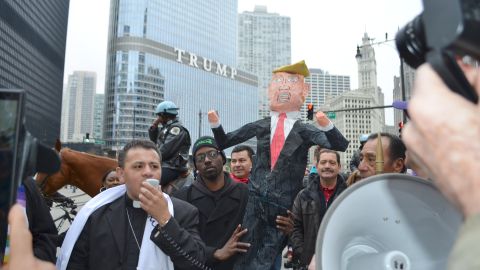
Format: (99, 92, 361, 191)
(0, 1, 70, 145)
(238, 6, 291, 119)
(104, 0, 258, 150)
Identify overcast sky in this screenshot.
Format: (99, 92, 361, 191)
(63, 0, 423, 124)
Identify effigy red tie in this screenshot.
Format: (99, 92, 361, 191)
(271, 113, 286, 169)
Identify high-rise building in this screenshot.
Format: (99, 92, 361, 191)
(0, 1, 70, 145)
(320, 90, 384, 170)
(302, 68, 350, 121)
(238, 5, 291, 119)
(61, 71, 97, 142)
(321, 33, 385, 170)
(104, 0, 258, 150)
(93, 93, 105, 140)
(393, 63, 415, 125)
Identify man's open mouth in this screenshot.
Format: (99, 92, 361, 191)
(277, 92, 291, 103)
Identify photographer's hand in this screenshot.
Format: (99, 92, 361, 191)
(403, 63, 480, 218)
(4, 204, 55, 270)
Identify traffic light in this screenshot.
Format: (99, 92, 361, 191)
(86, 133, 90, 139)
(307, 103, 314, 120)
(398, 121, 404, 137)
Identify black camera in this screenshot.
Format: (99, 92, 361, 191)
(0, 89, 60, 262)
(396, 0, 480, 103)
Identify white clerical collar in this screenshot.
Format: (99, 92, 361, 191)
(270, 111, 301, 120)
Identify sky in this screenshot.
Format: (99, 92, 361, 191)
(63, 0, 423, 125)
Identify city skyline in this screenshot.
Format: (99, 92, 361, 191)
(64, 0, 423, 125)
(102, 0, 258, 150)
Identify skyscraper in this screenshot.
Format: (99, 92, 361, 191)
(393, 63, 415, 126)
(104, 0, 258, 150)
(0, 1, 70, 145)
(93, 93, 105, 140)
(60, 71, 97, 142)
(321, 33, 385, 170)
(238, 5, 291, 119)
(302, 68, 350, 121)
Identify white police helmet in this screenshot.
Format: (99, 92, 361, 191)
(155, 101, 179, 115)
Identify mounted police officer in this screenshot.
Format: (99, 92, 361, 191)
(148, 101, 191, 186)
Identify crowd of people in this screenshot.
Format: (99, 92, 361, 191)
(4, 58, 480, 270)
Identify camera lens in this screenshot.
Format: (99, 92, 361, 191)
(396, 14, 427, 68)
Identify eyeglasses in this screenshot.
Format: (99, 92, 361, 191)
(271, 75, 300, 84)
(195, 150, 220, 163)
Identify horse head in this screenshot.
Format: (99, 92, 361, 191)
(36, 148, 118, 197)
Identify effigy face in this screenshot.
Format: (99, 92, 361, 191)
(268, 71, 310, 112)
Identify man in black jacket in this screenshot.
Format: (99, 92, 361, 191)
(63, 140, 206, 270)
(175, 136, 250, 270)
(291, 149, 347, 268)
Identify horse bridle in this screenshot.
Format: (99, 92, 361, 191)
(37, 151, 65, 194)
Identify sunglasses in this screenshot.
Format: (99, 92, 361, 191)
(195, 150, 220, 163)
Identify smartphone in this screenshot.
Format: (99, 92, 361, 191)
(0, 89, 25, 263)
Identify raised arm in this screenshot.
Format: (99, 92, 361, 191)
(208, 109, 259, 149)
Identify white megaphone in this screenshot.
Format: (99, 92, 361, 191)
(315, 173, 462, 270)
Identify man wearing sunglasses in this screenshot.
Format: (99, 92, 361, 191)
(174, 136, 249, 270)
(149, 100, 191, 187)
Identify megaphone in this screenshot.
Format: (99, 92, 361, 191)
(315, 174, 462, 270)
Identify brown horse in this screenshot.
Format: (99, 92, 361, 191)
(36, 147, 193, 197)
(36, 148, 117, 197)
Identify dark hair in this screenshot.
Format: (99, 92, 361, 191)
(367, 133, 407, 173)
(118, 140, 161, 168)
(231, 145, 255, 161)
(101, 169, 116, 184)
(316, 149, 340, 164)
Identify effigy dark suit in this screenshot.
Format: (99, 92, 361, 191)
(212, 117, 349, 269)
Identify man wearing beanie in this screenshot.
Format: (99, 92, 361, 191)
(174, 136, 250, 270)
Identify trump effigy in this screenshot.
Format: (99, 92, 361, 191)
(208, 60, 349, 269)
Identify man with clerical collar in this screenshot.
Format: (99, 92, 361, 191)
(229, 144, 254, 184)
(175, 136, 250, 270)
(208, 60, 349, 269)
(58, 140, 206, 270)
(291, 149, 347, 268)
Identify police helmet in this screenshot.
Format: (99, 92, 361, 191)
(155, 101, 179, 115)
(359, 134, 369, 143)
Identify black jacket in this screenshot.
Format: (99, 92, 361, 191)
(174, 174, 248, 270)
(24, 177, 58, 263)
(149, 119, 191, 172)
(67, 196, 206, 270)
(290, 175, 347, 267)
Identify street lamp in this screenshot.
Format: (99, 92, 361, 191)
(355, 36, 407, 123)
